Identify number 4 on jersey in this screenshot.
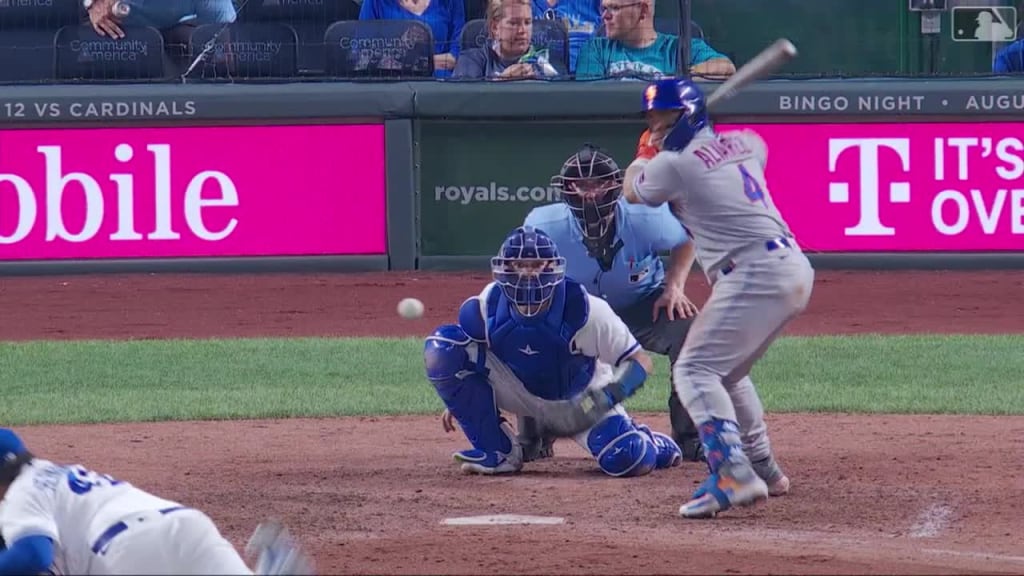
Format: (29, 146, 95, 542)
(738, 164, 768, 207)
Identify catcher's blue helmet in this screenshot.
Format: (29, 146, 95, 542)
(642, 77, 710, 152)
(491, 226, 566, 318)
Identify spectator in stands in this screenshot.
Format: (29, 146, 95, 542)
(84, 0, 236, 39)
(533, 0, 601, 74)
(359, 0, 466, 77)
(994, 38, 1024, 73)
(453, 0, 566, 79)
(574, 0, 734, 80)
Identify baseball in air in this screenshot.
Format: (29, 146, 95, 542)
(397, 297, 425, 319)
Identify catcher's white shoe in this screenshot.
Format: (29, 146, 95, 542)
(452, 420, 524, 475)
(245, 519, 315, 575)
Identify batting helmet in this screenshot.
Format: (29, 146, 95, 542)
(491, 226, 566, 318)
(550, 143, 624, 245)
(642, 77, 710, 152)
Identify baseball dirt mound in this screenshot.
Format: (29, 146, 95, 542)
(5, 270, 1024, 574)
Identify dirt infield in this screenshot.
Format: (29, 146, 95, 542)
(4, 270, 1024, 574)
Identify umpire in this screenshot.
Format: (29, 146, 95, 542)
(518, 143, 705, 462)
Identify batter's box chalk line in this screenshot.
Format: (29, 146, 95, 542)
(441, 514, 565, 526)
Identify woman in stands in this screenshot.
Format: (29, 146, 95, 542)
(453, 0, 565, 79)
(359, 0, 466, 77)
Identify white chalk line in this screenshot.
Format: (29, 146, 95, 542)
(714, 525, 1024, 568)
(920, 548, 1024, 564)
(909, 503, 955, 538)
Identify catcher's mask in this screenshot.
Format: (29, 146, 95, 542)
(491, 226, 566, 318)
(551, 144, 624, 268)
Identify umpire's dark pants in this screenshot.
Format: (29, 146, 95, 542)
(518, 286, 700, 461)
(614, 286, 699, 444)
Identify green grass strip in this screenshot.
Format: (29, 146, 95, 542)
(0, 334, 1020, 425)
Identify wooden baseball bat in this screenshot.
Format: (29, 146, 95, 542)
(706, 38, 798, 110)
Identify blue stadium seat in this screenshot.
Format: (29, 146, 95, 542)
(457, 18, 569, 72)
(240, 0, 360, 76)
(0, 0, 78, 82)
(186, 23, 299, 78)
(0, 0, 78, 29)
(595, 19, 704, 39)
(324, 19, 435, 78)
(55, 25, 166, 80)
(0, 29, 57, 81)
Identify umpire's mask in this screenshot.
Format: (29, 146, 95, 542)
(550, 144, 624, 266)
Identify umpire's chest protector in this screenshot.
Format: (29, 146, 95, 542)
(485, 280, 596, 400)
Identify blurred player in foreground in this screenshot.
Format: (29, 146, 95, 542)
(427, 225, 682, 477)
(514, 143, 704, 463)
(623, 78, 814, 518)
(0, 428, 313, 575)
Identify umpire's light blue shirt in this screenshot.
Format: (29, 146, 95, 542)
(525, 199, 688, 311)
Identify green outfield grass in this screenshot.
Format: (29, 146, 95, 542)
(1, 335, 1021, 425)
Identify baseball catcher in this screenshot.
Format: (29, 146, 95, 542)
(425, 225, 682, 476)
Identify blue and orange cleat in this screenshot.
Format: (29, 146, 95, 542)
(678, 461, 769, 519)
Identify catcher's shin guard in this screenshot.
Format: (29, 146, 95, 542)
(425, 324, 520, 472)
(585, 414, 659, 477)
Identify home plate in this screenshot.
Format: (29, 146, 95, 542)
(441, 514, 565, 526)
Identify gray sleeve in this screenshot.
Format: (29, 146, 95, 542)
(633, 153, 684, 206)
(484, 348, 618, 437)
(452, 49, 487, 79)
(740, 129, 769, 169)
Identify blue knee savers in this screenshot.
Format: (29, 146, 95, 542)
(585, 414, 663, 477)
(424, 324, 512, 455)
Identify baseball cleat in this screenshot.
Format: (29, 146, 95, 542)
(767, 474, 790, 497)
(678, 462, 769, 519)
(751, 456, 790, 497)
(519, 437, 556, 463)
(453, 448, 523, 475)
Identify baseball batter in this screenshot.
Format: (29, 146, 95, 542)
(515, 143, 705, 463)
(426, 225, 683, 477)
(622, 78, 815, 518)
(0, 428, 313, 575)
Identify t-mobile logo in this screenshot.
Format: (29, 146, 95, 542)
(828, 139, 911, 236)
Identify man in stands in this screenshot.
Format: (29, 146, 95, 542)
(84, 0, 236, 39)
(574, 0, 734, 80)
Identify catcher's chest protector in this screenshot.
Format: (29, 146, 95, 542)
(486, 280, 596, 401)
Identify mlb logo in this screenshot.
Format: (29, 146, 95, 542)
(951, 6, 1017, 42)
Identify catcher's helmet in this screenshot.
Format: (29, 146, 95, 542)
(550, 144, 624, 243)
(642, 77, 710, 152)
(491, 226, 566, 318)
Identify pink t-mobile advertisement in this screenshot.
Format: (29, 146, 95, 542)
(0, 124, 386, 260)
(718, 122, 1024, 252)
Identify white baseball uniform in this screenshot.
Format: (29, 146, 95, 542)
(468, 281, 640, 447)
(632, 129, 815, 461)
(0, 459, 252, 576)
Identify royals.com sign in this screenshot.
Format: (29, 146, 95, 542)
(418, 120, 643, 255)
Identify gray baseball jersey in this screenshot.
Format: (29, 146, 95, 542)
(630, 127, 815, 494)
(632, 129, 795, 275)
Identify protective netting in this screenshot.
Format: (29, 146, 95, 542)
(0, 0, 1019, 83)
